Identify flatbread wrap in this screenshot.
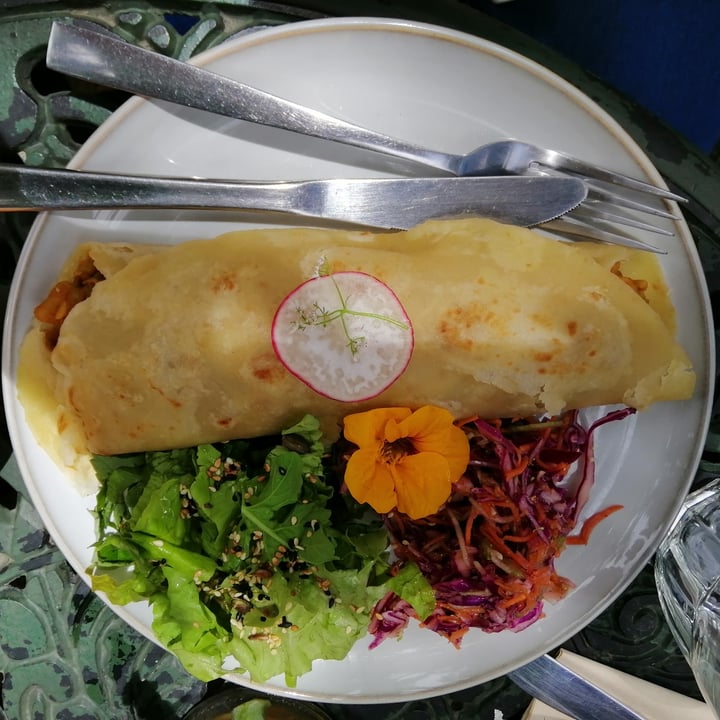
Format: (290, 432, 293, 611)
(17, 218, 695, 467)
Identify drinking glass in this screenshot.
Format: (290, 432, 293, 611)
(655, 477, 720, 717)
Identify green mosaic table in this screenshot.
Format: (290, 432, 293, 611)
(1, 2, 719, 718)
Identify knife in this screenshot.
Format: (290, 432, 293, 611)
(508, 654, 648, 720)
(0, 164, 586, 230)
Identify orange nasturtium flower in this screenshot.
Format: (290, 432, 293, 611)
(342, 405, 470, 520)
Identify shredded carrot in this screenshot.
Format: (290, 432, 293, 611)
(479, 523, 534, 573)
(498, 593, 531, 610)
(502, 533, 536, 543)
(463, 509, 480, 546)
(504, 455, 529, 480)
(566, 504, 624, 545)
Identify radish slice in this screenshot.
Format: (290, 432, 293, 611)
(271, 271, 414, 402)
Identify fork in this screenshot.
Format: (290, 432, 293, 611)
(46, 22, 684, 248)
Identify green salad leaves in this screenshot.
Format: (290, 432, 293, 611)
(89, 415, 432, 685)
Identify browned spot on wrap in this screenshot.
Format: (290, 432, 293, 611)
(210, 271, 237, 293)
(252, 353, 286, 384)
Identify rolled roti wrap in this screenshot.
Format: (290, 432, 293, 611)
(18, 219, 695, 464)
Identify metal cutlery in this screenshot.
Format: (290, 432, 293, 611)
(46, 21, 683, 248)
(508, 654, 648, 720)
(0, 165, 590, 231)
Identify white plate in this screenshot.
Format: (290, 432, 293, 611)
(2, 17, 715, 704)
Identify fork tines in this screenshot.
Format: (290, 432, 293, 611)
(541, 216, 668, 254)
(538, 149, 687, 203)
(534, 156, 684, 253)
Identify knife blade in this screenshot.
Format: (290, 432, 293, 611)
(508, 654, 648, 720)
(0, 164, 586, 230)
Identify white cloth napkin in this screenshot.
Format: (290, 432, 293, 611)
(521, 650, 715, 720)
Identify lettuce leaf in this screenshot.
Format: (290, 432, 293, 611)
(88, 415, 404, 686)
(386, 563, 436, 621)
(231, 700, 270, 720)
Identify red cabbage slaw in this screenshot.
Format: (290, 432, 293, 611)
(368, 408, 635, 648)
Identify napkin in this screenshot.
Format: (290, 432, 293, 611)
(521, 650, 715, 720)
